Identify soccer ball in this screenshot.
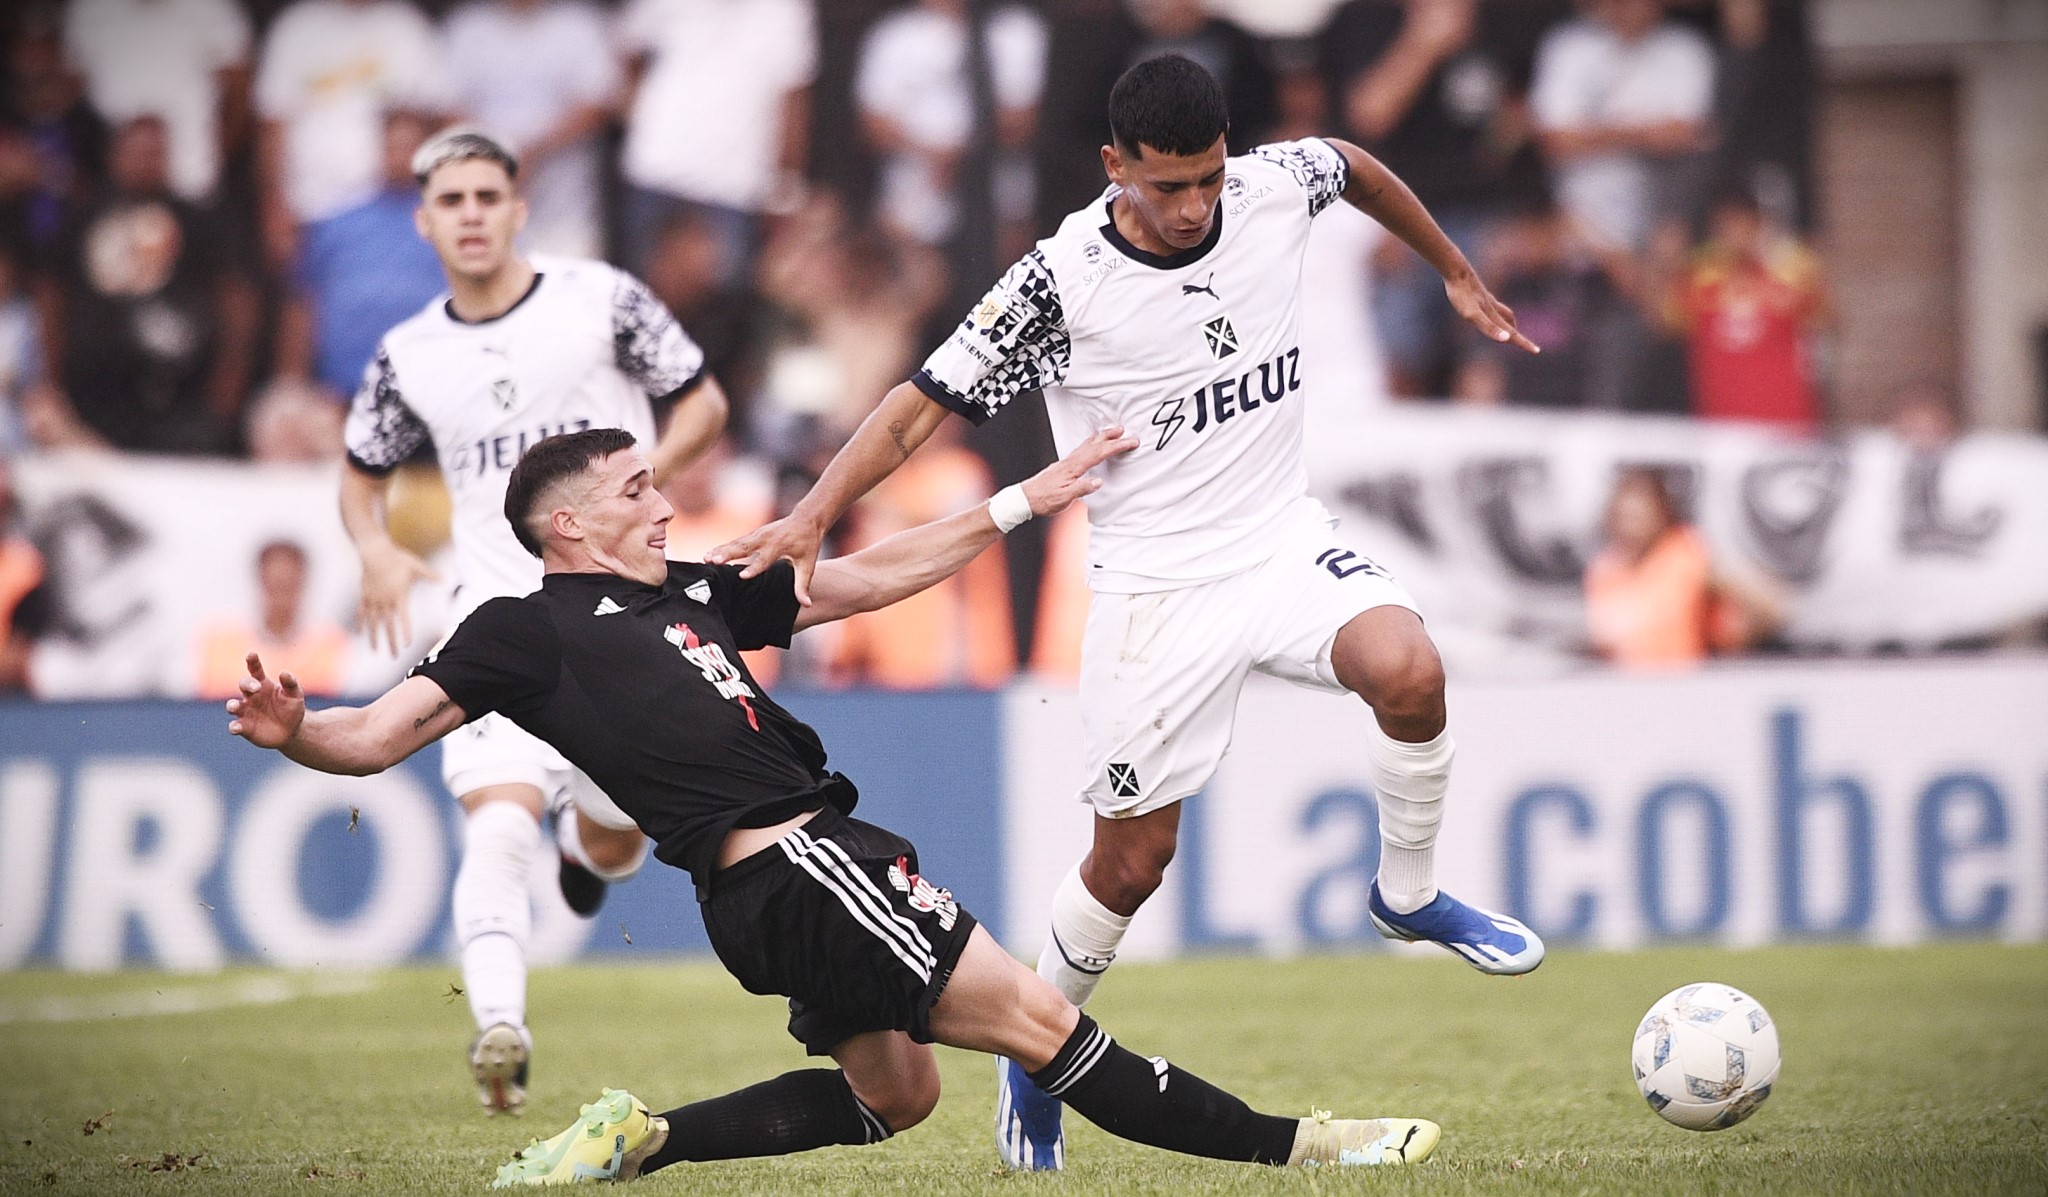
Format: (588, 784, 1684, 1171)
(1631, 982, 1780, 1131)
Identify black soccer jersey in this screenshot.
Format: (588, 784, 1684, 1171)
(412, 560, 855, 890)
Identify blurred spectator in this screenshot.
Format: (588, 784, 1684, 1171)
(443, 0, 617, 260)
(0, 244, 48, 452)
(1034, 0, 1277, 230)
(1584, 466, 1711, 667)
(62, 0, 252, 204)
(1455, 200, 1628, 408)
(254, 0, 446, 270)
(1708, 0, 1814, 231)
(1531, 0, 1715, 252)
(1028, 501, 1087, 678)
(36, 115, 259, 455)
(0, 7, 107, 265)
(1585, 465, 1775, 667)
(642, 209, 766, 433)
(855, 0, 1047, 249)
(828, 419, 1014, 689)
(1890, 380, 1960, 454)
(1658, 187, 1826, 426)
(754, 196, 947, 451)
(275, 108, 444, 403)
(616, 0, 815, 286)
(0, 456, 49, 692)
(1324, 0, 1558, 394)
(245, 375, 344, 461)
(192, 538, 349, 699)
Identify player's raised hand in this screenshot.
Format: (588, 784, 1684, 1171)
(226, 652, 307, 749)
(1446, 271, 1540, 355)
(358, 541, 438, 656)
(1022, 426, 1138, 517)
(708, 515, 825, 607)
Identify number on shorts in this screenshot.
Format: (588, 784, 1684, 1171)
(1316, 547, 1385, 581)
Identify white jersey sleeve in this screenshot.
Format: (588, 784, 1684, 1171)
(608, 268, 706, 399)
(1247, 138, 1350, 219)
(343, 346, 431, 474)
(912, 248, 1072, 424)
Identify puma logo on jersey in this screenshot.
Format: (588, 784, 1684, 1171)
(1181, 272, 1220, 301)
(1202, 314, 1239, 360)
(1147, 346, 1302, 450)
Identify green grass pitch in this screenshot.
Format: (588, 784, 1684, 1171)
(3, 942, 2044, 1195)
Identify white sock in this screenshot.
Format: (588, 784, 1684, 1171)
(1035, 863, 1132, 1008)
(1367, 721, 1454, 914)
(453, 800, 539, 1033)
(555, 809, 646, 882)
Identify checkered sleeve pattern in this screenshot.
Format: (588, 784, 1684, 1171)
(611, 269, 706, 399)
(914, 249, 1071, 424)
(342, 346, 429, 475)
(1249, 138, 1350, 217)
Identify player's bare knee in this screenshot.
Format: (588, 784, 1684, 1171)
(581, 821, 644, 874)
(1091, 841, 1174, 912)
(856, 1059, 939, 1132)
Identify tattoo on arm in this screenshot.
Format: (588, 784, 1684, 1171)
(888, 420, 912, 460)
(413, 699, 452, 731)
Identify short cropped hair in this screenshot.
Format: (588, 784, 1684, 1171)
(1108, 54, 1229, 158)
(503, 427, 639, 558)
(412, 126, 519, 190)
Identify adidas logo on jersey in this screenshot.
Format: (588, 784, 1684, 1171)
(1202, 314, 1239, 360)
(593, 596, 626, 616)
(684, 580, 712, 604)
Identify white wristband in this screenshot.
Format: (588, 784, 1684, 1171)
(987, 484, 1034, 534)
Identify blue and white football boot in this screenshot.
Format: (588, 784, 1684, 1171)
(1367, 882, 1545, 975)
(995, 1055, 1065, 1170)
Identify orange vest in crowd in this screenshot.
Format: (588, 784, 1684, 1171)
(1584, 526, 1713, 668)
(0, 536, 42, 639)
(193, 619, 352, 700)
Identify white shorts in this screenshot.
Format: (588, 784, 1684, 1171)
(440, 712, 638, 831)
(1078, 507, 1419, 818)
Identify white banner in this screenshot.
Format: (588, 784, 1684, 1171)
(1300, 405, 2048, 670)
(1001, 660, 2048, 957)
(12, 452, 442, 699)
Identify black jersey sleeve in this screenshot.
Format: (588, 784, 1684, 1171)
(409, 597, 562, 721)
(912, 248, 1071, 424)
(343, 346, 430, 475)
(704, 560, 801, 651)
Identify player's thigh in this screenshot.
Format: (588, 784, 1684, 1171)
(1248, 520, 1422, 696)
(1078, 584, 1254, 819)
(926, 925, 1077, 1071)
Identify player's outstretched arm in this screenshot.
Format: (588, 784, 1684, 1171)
(227, 653, 467, 776)
(798, 427, 1135, 631)
(710, 379, 952, 605)
(340, 461, 440, 656)
(1324, 138, 1539, 355)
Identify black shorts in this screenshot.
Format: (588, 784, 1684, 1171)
(701, 805, 979, 1055)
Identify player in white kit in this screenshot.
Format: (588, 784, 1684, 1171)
(716, 55, 1546, 1169)
(341, 129, 727, 1115)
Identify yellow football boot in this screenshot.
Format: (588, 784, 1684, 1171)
(1286, 1108, 1440, 1166)
(491, 1089, 669, 1187)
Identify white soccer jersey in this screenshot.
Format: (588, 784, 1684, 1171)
(344, 256, 704, 614)
(916, 138, 1351, 592)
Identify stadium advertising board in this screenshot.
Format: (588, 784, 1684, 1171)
(0, 692, 1002, 971)
(1002, 660, 2048, 959)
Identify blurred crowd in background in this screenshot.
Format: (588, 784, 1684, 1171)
(0, 0, 2021, 696)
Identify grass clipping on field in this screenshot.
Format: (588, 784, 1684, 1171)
(2, 942, 2045, 1196)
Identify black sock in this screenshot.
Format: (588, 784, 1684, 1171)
(639, 1069, 891, 1173)
(1028, 1015, 1297, 1165)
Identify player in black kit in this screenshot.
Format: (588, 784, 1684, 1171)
(226, 427, 1441, 1186)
